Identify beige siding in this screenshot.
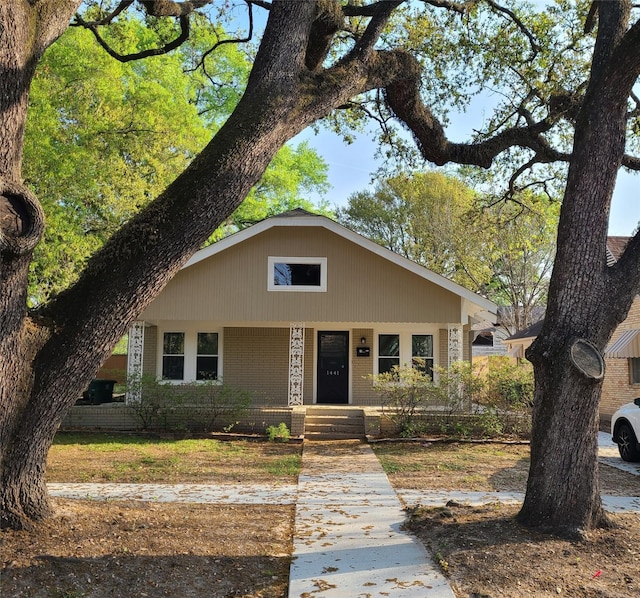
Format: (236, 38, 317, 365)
(140, 227, 462, 324)
(601, 297, 640, 418)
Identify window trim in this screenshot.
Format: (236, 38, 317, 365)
(158, 328, 223, 383)
(268, 256, 327, 292)
(375, 329, 438, 378)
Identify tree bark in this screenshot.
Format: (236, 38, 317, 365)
(518, 1, 640, 537)
(0, 0, 411, 529)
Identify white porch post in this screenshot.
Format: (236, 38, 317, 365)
(447, 324, 463, 368)
(288, 323, 305, 406)
(126, 321, 145, 404)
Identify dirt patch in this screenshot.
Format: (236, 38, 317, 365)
(407, 503, 640, 598)
(374, 440, 640, 598)
(1, 500, 293, 598)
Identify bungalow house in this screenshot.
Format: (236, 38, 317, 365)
(504, 236, 640, 423)
(125, 209, 496, 417)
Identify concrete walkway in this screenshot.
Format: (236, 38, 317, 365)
(47, 432, 640, 597)
(288, 441, 454, 597)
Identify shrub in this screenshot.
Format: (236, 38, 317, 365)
(126, 373, 183, 430)
(371, 365, 437, 437)
(126, 375, 252, 432)
(481, 356, 534, 410)
(181, 381, 253, 432)
(266, 422, 291, 442)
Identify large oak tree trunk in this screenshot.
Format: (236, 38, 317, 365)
(518, 2, 640, 536)
(0, 0, 402, 529)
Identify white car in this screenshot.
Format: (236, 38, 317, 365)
(611, 399, 640, 462)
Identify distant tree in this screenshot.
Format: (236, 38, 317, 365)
(338, 172, 557, 332)
(482, 196, 558, 332)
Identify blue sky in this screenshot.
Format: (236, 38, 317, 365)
(295, 122, 640, 238)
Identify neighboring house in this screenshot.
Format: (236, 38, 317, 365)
(126, 209, 497, 407)
(504, 236, 640, 422)
(471, 306, 546, 359)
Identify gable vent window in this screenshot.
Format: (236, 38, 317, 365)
(268, 257, 327, 292)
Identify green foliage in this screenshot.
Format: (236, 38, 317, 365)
(480, 356, 534, 410)
(126, 374, 183, 430)
(126, 375, 252, 432)
(372, 365, 437, 437)
(182, 382, 253, 433)
(371, 359, 532, 439)
(266, 422, 291, 442)
(24, 19, 329, 304)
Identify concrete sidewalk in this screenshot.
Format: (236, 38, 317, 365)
(288, 441, 455, 598)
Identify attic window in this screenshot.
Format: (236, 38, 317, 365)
(268, 257, 327, 292)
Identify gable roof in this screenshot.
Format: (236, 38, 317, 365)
(505, 319, 544, 343)
(184, 209, 496, 317)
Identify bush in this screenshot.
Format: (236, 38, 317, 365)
(126, 373, 183, 430)
(371, 365, 435, 437)
(371, 358, 533, 439)
(481, 356, 534, 410)
(181, 381, 252, 432)
(266, 422, 291, 442)
(126, 375, 252, 432)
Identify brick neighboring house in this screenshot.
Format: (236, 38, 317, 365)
(505, 236, 640, 423)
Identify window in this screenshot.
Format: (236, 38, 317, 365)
(268, 257, 327, 291)
(197, 333, 219, 380)
(162, 332, 184, 380)
(630, 358, 640, 384)
(378, 334, 400, 374)
(412, 334, 434, 379)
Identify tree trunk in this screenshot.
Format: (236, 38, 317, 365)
(0, 0, 406, 529)
(518, 1, 640, 537)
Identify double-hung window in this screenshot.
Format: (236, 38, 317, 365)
(197, 333, 219, 380)
(162, 332, 185, 380)
(378, 334, 400, 375)
(630, 358, 640, 384)
(412, 334, 434, 379)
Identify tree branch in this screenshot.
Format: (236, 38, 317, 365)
(74, 13, 190, 62)
(383, 52, 569, 168)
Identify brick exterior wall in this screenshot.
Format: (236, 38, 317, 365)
(223, 327, 290, 404)
(601, 297, 640, 419)
(143, 325, 157, 376)
(351, 328, 377, 405)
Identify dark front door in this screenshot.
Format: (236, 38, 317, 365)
(317, 331, 349, 404)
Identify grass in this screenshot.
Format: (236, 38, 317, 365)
(47, 432, 301, 484)
(371, 440, 531, 492)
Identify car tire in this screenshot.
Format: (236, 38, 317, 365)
(616, 422, 640, 462)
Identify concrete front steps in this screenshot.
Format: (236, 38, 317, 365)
(303, 406, 365, 440)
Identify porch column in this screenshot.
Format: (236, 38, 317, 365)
(447, 324, 463, 367)
(126, 320, 145, 404)
(288, 322, 305, 406)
